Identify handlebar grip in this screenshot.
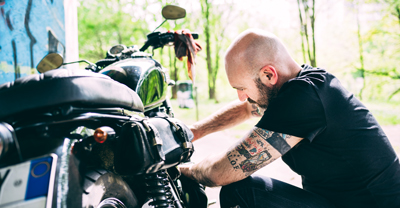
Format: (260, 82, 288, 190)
(191, 33, 199, 39)
(139, 42, 152, 52)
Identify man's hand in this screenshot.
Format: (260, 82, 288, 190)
(189, 126, 201, 142)
(179, 163, 196, 181)
(179, 160, 218, 187)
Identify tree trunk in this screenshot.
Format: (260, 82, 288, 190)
(171, 56, 178, 99)
(159, 47, 164, 66)
(297, 0, 307, 63)
(169, 47, 178, 99)
(356, 1, 365, 100)
(297, 0, 317, 67)
(311, 0, 316, 66)
(202, 0, 216, 100)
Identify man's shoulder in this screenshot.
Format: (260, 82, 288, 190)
(291, 65, 329, 85)
(280, 65, 337, 96)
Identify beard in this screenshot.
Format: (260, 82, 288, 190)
(247, 77, 279, 109)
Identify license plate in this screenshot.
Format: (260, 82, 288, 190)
(0, 154, 57, 208)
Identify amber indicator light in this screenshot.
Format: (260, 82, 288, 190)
(94, 128, 108, 143)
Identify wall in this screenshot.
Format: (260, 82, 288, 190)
(64, 0, 78, 69)
(0, 0, 71, 84)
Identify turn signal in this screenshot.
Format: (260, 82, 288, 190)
(93, 127, 115, 144)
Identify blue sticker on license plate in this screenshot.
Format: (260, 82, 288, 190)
(0, 155, 57, 207)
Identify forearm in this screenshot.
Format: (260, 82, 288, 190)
(191, 100, 253, 141)
(184, 128, 304, 187)
(189, 155, 220, 187)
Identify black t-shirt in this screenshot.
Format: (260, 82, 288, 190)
(256, 65, 400, 208)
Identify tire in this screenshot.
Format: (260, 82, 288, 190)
(82, 169, 139, 208)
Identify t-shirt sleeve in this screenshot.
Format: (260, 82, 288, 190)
(256, 79, 326, 142)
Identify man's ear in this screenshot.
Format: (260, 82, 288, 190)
(259, 65, 278, 85)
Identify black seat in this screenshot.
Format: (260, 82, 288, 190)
(0, 68, 144, 119)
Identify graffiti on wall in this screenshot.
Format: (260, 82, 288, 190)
(0, 0, 65, 84)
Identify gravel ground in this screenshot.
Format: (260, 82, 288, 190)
(190, 125, 400, 208)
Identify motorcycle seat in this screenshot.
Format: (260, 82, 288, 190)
(0, 68, 144, 119)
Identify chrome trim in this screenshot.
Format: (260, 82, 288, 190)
(46, 154, 58, 208)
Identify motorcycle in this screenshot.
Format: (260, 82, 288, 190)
(0, 5, 206, 208)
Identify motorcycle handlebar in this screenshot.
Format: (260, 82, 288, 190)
(96, 58, 118, 69)
(139, 32, 199, 52)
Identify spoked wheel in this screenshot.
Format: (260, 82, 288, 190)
(82, 169, 138, 208)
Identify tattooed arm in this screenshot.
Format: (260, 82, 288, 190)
(180, 127, 303, 187)
(190, 100, 264, 141)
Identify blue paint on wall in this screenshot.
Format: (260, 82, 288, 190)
(0, 0, 65, 84)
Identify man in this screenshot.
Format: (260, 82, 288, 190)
(179, 28, 400, 208)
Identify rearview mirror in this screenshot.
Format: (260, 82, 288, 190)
(36, 53, 63, 73)
(162, 5, 186, 20)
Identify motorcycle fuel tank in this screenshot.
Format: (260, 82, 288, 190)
(99, 57, 168, 111)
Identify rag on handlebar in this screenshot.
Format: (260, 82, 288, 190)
(139, 31, 199, 52)
(173, 30, 202, 82)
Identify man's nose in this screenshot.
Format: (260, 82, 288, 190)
(237, 90, 249, 102)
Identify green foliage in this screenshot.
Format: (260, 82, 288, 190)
(198, 0, 236, 101)
(77, 0, 202, 99)
(76, 0, 400, 109)
(352, 0, 400, 100)
(77, 0, 169, 62)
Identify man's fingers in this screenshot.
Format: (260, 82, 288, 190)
(179, 163, 195, 180)
(189, 126, 200, 142)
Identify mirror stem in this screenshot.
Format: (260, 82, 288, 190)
(152, 19, 167, 33)
(62, 60, 94, 66)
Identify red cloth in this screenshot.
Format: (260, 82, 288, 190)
(174, 29, 202, 83)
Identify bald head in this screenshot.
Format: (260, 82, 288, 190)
(225, 29, 300, 86)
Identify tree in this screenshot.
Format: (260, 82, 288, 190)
(380, 0, 400, 99)
(77, 0, 159, 61)
(353, 0, 367, 99)
(297, 0, 317, 67)
(200, 0, 234, 101)
(355, 0, 400, 100)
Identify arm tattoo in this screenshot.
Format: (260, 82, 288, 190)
(227, 145, 273, 176)
(235, 144, 252, 158)
(254, 128, 291, 155)
(227, 137, 274, 176)
(240, 150, 272, 173)
(227, 150, 241, 170)
(227, 128, 294, 176)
